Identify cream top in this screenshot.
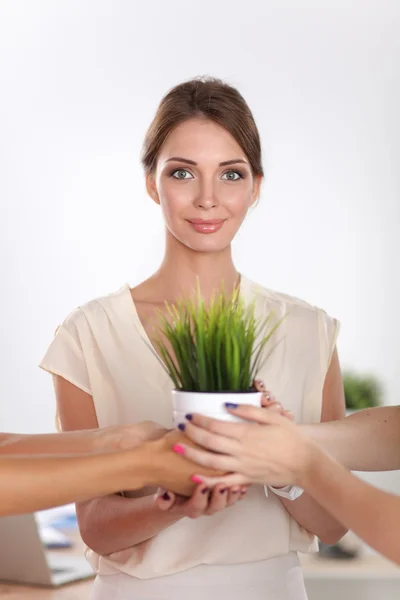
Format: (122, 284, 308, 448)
(40, 276, 339, 579)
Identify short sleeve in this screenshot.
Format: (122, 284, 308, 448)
(302, 309, 340, 424)
(39, 309, 92, 395)
(318, 309, 340, 374)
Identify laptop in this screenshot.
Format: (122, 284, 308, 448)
(0, 513, 95, 587)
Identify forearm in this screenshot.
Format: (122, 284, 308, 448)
(302, 447, 400, 565)
(0, 430, 103, 456)
(279, 493, 347, 545)
(303, 407, 400, 471)
(0, 449, 147, 516)
(77, 493, 183, 556)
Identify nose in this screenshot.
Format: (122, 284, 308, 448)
(194, 179, 219, 210)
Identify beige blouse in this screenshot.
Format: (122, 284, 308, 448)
(40, 275, 339, 579)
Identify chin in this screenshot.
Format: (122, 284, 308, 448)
(180, 235, 232, 254)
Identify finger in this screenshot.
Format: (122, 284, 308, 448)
(227, 485, 241, 507)
(187, 413, 245, 440)
(181, 421, 241, 455)
(154, 489, 177, 511)
(191, 473, 250, 488)
(225, 404, 291, 426)
(172, 442, 238, 472)
(253, 379, 266, 393)
(184, 483, 210, 518)
(206, 483, 229, 514)
(261, 394, 275, 407)
(239, 485, 249, 500)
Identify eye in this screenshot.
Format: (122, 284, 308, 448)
(221, 170, 243, 181)
(171, 169, 194, 180)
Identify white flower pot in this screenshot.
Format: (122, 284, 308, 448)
(171, 390, 263, 428)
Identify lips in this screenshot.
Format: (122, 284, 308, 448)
(187, 219, 226, 234)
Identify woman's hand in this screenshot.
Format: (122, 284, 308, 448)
(153, 481, 246, 518)
(148, 429, 247, 497)
(173, 405, 318, 489)
(253, 379, 294, 419)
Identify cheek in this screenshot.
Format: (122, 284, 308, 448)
(220, 183, 254, 215)
(158, 181, 193, 219)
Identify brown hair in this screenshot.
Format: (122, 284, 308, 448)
(141, 76, 264, 177)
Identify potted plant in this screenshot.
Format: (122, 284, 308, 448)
(155, 284, 283, 427)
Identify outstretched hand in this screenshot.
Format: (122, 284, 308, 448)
(173, 402, 315, 489)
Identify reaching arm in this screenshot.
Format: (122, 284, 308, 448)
(303, 406, 400, 471)
(301, 444, 400, 565)
(0, 429, 216, 517)
(0, 421, 167, 457)
(0, 446, 150, 516)
(0, 430, 107, 455)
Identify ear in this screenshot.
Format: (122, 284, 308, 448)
(250, 175, 262, 207)
(146, 173, 160, 205)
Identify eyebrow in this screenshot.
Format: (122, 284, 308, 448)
(165, 157, 248, 167)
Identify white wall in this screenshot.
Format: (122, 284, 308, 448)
(0, 0, 399, 434)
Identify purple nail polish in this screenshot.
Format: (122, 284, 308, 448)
(220, 488, 226, 494)
(185, 414, 193, 421)
(225, 402, 238, 409)
(178, 423, 185, 431)
(201, 487, 209, 494)
(162, 492, 170, 501)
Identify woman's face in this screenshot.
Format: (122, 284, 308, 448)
(147, 118, 261, 253)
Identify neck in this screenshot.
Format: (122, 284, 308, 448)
(153, 231, 239, 302)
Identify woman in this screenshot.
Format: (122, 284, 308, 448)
(177, 403, 400, 565)
(40, 76, 346, 600)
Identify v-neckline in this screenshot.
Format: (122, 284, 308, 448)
(124, 274, 251, 375)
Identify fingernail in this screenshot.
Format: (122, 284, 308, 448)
(257, 380, 265, 389)
(264, 393, 271, 402)
(173, 444, 185, 455)
(191, 475, 203, 484)
(201, 487, 209, 494)
(225, 402, 238, 409)
(162, 492, 170, 501)
(185, 413, 193, 421)
(220, 488, 227, 494)
(178, 423, 185, 431)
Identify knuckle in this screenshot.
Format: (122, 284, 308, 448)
(208, 420, 220, 434)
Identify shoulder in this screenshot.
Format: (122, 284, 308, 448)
(245, 278, 321, 317)
(245, 277, 339, 332)
(59, 285, 131, 335)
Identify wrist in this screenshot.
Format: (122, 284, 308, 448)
(114, 444, 156, 491)
(299, 440, 325, 489)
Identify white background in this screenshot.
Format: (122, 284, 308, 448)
(0, 0, 399, 434)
